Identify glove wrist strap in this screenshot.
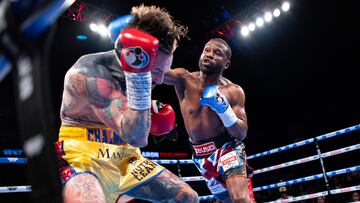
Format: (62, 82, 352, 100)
(124, 72, 151, 110)
(218, 107, 238, 127)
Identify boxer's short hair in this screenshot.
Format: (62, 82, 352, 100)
(127, 4, 188, 54)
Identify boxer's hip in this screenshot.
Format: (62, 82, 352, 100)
(190, 131, 234, 158)
(55, 126, 164, 201)
(190, 131, 252, 195)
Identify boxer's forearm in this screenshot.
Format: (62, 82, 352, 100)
(120, 109, 151, 148)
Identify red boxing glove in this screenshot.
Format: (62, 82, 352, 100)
(115, 28, 160, 110)
(150, 100, 176, 136)
(116, 28, 159, 73)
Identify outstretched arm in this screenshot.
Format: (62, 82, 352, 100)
(163, 68, 189, 86)
(163, 68, 189, 99)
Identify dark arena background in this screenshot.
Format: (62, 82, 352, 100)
(1, 0, 359, 202)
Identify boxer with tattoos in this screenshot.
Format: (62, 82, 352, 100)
(56, 4, 198, 203)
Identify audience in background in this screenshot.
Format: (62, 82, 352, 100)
(316, 196, 326, 203)
(276, 186, 293, 202)
(253, 172, 359, 202)
(351, 191, 360, 202)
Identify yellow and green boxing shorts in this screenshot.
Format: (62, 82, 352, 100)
(55, 126, 164, 202)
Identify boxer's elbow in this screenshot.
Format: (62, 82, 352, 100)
(230, 129, 247, 141)
(239, 129, 248, 141)
(228, 121, 248, 141)
(238, 119, 248, 139)
(238, 124, 248, 141)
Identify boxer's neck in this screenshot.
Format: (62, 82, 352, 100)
(199, 71, 223, 87)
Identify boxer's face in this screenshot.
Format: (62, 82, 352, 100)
(151, 50, 173, 86)
(199, 40, 230, 75)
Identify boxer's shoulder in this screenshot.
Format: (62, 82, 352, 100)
(190, 71, 202, 79)
(71, 54, 114, 80)
(219, 77, 243, 90)
(171, 67, 192, 76)
(222, 84, 244, 97)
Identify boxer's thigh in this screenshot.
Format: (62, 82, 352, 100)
(63, 173, 105, 203)
(125, 169, 199, 202)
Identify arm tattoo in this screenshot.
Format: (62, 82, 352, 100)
(61, 72, 87, 113)
(64, 69, 150, 146)
(86, 76, 128, 128)
(121, 111, 151, 145)
(64, 70, 127, 129)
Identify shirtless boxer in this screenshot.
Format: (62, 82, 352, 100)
(56, 4, 198, 203)
(163, 38, 253, 203)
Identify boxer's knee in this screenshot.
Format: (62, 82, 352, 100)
(179, 188, 199, 203)
(63, 173, 106, 203)
(226, 175, 251, 203)
(231, 195, 251, 203)
(171, 183, 199, 203)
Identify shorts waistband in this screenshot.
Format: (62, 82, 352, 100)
(59, 126, 125, 145)
(190, 131, 234, 158)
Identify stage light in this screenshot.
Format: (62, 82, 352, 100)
(248, 23, 256, 31)
(241, 26, 250, 36)
(256, 17, 264, 27)
(215, 0, 293, 39)
(89, 23, 98, 32)
(97, 24, 108, 36)
(273, 8, 281, 17)
(282, 2, 290, 12)
(76, 35, 88, 40)
(264, 12, 273, 22)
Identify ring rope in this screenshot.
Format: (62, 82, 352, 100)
(0, 124, 358, 202)
(254, 143, 360, 174)
(0, 185, 31, 193)
(1, 143, 359, 177)
(2, 183, 358, 203)
(178, 165, 360, 185)
(253, 165, 360, 192)
(198, 195, 216, 201)
(1, 124, 358, 165)
(268, 185, 360, 203)
(269, 191, 329, 203)
(247, 124, 360, 159)
(181, 176, 203, 182)
(153, 159, 194, 164)
(0, 157, 27, 164)
(329, 185, 360, 195)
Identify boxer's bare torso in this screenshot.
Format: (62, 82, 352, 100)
(164, 69, 246, 142)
